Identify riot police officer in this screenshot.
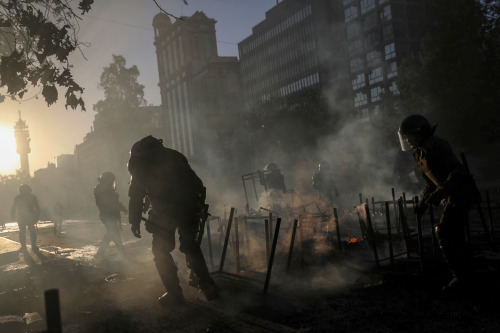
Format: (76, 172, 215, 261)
(259, 163, 286, 193)
(312, 160, 339, 205)
(128, 136, 218, 308)
(11, 184, 40, 252)
(399, 114, 475, 296)
(94, 171, 128, 260)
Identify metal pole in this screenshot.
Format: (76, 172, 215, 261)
(398, 199, 411, 258)
(333, 208, 342, 250)
(265, 219, 270, 264)
(235, 217, 240, 274)
(264, 218, 282, 294)
(359, 193, 363, 205)
(286, 219, 298, 274)
(486, 191, 495, 239)
(242, 176, 250, 214)
(45, 289, 62, 333)
(298, 214, 305, 266)
(392, 188, 399, 233)
(364, 204, 379, 268)
(269, 212, 273, 242)
(385, 202, 394, 266)
(219, 207, 234, 272)
(206, 219, 214, 268)
(414, 196, 424, 272)
(251, 174, 259, 202)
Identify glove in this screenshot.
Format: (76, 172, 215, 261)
(131, 223, 141, 238)
(413, 201, 428, 216)
(425, 187, 447, 206)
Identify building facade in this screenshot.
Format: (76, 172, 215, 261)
(341, 0, 433, 119)
(238, 0, 349, 112)
(152, 11, 244, 158)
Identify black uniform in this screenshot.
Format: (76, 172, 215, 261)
(94, 181, 127, 258)
(11, 188, 40, 251)
(414, 135, 474, 282)
(128, 136, 216, 305)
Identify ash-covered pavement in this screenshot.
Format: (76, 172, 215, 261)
(2, 219, 500, 332)
(0, 220, 299, 332)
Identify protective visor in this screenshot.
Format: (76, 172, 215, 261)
(398, 130, 412, 152)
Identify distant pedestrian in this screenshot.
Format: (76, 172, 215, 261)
(11, 184, 41, 252)
(52, 201, 64, 235)
(94, 172, 128, 260)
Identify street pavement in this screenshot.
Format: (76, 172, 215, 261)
(0, 219, 299, 332)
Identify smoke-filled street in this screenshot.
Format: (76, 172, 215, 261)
(1, 210, 500, 332)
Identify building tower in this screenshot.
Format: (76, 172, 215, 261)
(14, 111, 31, 177)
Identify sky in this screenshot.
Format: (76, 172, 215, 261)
(0, 0, 279, 176)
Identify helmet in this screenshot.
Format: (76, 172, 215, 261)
(128, 135, 165, 174)
(98, 171, 116, 184)
(264, 163, 277, 171)
(398, 114, 436, 151)
(319, 160, 330, 171)
(19, 184, 32, 194)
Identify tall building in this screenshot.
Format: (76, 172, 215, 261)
(341, 0, 433, 119)
(238, 0, 349, 112)
(13, 111, 31, 178)
(152, 11, 244, 158)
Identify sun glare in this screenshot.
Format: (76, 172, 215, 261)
(0, 126, 19, 176)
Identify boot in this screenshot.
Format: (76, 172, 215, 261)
(198, 278, 219, 301)
(440, 245, 471, 299)
(158, 285, 185, 308)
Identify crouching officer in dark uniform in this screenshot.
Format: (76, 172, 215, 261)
(127, 135, 218, 308)
(94, 171, 128, 260)
(11, 184, 41, 252)
(398, 114, 475, 296)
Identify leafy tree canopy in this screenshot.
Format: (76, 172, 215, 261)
(0, 0, 94, 110)
(395, 0, 500, 150)
(93, 54, 146, 114)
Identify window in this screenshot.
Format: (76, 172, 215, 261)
(380, 5, 392, 23)
(382, 24, 394, 42)
(363, 13, 377, 32)
(344, 6, 358, 22)
(343, 0, 355, 5)
(346, 22, 361, 40)
(350, 57, 364, 73)
(385, 42, 396, 60)
(368, 66, 383, 84)
(366, 50, 381, 67)
(352, 73, 366, 90)
(360, 0, 375, 14)
(367, 30, 380, 47)
(387, 61, 398, 79)
(348, 39, 363, 55)
(370, 86, 384, 102)
(354, 92, 368, 107)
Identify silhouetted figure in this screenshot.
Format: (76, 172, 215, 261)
(259, 163, 286, 193)
(312, 161, 339, 205)
(52, 201, 64, 235)
(128, 136, 218, 308)
(94, 172, 128, 260)
(11, 184, 40, 252)
(399, 114, 476, 297)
